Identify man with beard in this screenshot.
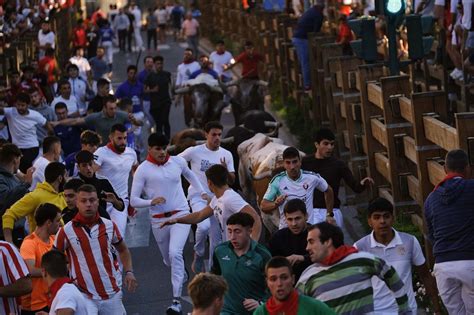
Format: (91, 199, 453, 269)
(254, 256, 335, 315)
(30, 136, 62, 191)
(94, 124, 138, 237)
(2, 162, 67, 244)
(0, 92, 54, 173)
(175, 48, 200, 126)
(29, 88, 55, 145)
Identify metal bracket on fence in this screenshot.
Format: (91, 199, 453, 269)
(467, 137, 474, 166)
(358, 164, 368, 180)
(394, 133, 407, 157)
(388, 94, 404, 118)
(398, 172, 412, 198)
(354, 134, 365, 154)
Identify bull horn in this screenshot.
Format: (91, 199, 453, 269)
(175, 86, 190, 94)
(195, 140, 206, 145)
(167, 144, 177, 152)
(257, 80, 269, 87)
(211, 86, 223, 93)
(251, 170, 273, 181)
(220, 136, 235, 144)
(263, 121, 281, 128)
(224, 80, 238, 87)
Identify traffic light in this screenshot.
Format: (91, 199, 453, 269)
(348, 17, 378, 63)
(406, 14, 434, 61)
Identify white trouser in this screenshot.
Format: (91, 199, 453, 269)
(151, 213, 190, 298)
(83, 291, 125, 315)
(433, 260, 474, 315)
(142, 100, 155, 127)
(102, 41, 114, 65)
(311, 208, 344, 228)
(107, 198, 129, 239)
(133, 27, 143, 49)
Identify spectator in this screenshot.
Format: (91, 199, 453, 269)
(98, 22, 115, 70)
(29, 88, 55, 144)
(175, 48, 200, 126)
(115, 65, 144, 112)
(170, 1, 185, 41)
(129, 2, 144, 51)
(40, 250, 88, 315)
(424, 149, 474, 314)
(2, 162, 67, 244)
(54, 184, 137, 314)
(19, 203, 61, 315)
(181, 11, 200, 56)
(20, 66, 43, 96)
(89, 47, 110, 91)
(125, 7, 135, 52)
(261, 147, 334, 230)
(302, 128, 373, 227)
(188, 273, 228, 315)
(0, 240, 32, 314)
(209, 40, 234, 82)
(292, 0, 324, 91)
(296, 222, 410, 314)
(30, 136, 62, 191)
(254, 256, 335, 315)
(37, 19, 55, 59)
(86, 22, 100, 59)
(146, 7, 158, 50)
(72, 18, 87, 49)
(108, 4, 119, 24)
(355, 197, 442, 314)
(0, 92, 53, 173)
(61, 178, 85, 224)
(211, 212, 271, 314)
(224, 41, 264, 79)
(155, 5, 168, 44)
(50, 80, 80, 117)
(118, 98, 146, 157)
(69, 47, 92, 83)
(38, 48, 60, 101)
(268, 199, 312, 281)
(67, 64, 88, 116)
(6, 70, 23, 106)
(63, 130, 101, 177)
(138, 55, 156, 126)
(113, 8, 130, 52)
(88, 78, 111, 113)
(53, 103, 82, 157)
(336, 15, 353, 55)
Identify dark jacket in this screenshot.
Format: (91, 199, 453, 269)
(0, 166, 29, 214)
(76, 173, 125, 213)
(424, 177, 474, 263)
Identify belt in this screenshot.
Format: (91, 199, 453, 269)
(152, 210, 180, 219)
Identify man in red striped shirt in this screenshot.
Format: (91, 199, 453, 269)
(54, 184, 137, 314)
(0, 240, 32, 314)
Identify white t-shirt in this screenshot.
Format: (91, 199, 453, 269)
(50, 95, 79, 116)
(30, 156, 50, 191)
(69, 56, 91, 81)
(4, 107, 47, 149)
(176, 61, 201, 86)
(178, 144, 234, 197)
(209, 51, 234, 78)
(210, 189, 248, 242)
(155, 9, 168, 24)
(94, 146, 138, 199)
(49, 283, 88, 315)
(38, 30, 55, 49)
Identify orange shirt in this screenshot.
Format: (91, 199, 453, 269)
(19, 233, 55, 311)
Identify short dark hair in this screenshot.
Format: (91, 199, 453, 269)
(185, 48, 194, 54)
(42, 136, 60, 153)
(0, 143, 21, 165)
(75, 150, 94, 164)
(445, 149, 469, 173)
(143, 55, 153, 63)
(34, 203, 61, 226)
(97, 78, 110, 89)
(41, 250, 69, 278)
(367, 197, 393, 217)
(216, 39, 225, 45)
(57, 79, 71, 90)
(118, 98, 133, 110)
(308, 222, 344, 248)
(244, 40, 254, 47)
(110, 123, 127, 134)
(127, 65, 138, 72)
(282, 147, 300, 160)
(64, 178, 84, 191)
(80, 130, 102, 146)
(77, 184, 97, 194)
(226, 212, 254, 227)
(44, 162, 66, 184)
(67, 64, 79, 72)
(103, 95, 117, 106)
(148, 133, 169, 147)
(16, 92, 31, 104)
(283, 198, 307, 215)
(153, 55, 164, 63)
(205, 164, 228, 187)
(265, 256, 293, 276)
(314, 128, 335, 143)
(204, 121, 223, 133)
(54, 102, 68, 111)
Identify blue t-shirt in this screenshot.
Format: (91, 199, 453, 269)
(138, 69, 152, 101)
(115, 80, 144, 101)
(89, 56, 109, 79)
(99, 27, 114, 42)
(293, 6, 324, 39)
(189, 69, 219, 80)
(54, 125, 82, 157)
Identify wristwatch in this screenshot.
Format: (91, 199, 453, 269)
(326, 212, 334, 217)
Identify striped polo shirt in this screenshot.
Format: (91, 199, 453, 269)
(296, 251, 410, 315)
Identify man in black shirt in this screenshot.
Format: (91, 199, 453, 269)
(268, 198, 311, 281)
(144, 55, 172, 139)
(301, 128, 373, 227)
(87, 78, 110, 113)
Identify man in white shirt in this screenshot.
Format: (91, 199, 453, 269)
(40, 250, 88, 315)
(129, 2, 144, 51)
(37, 19, 55, 59)
(131, 133, 207, 314)
(209, 40, 234, 82)
(354, 197, 442, 314)
(67, 64, 88, 116)
(69, 47, 92, 83)
(176, 48, 200, 126)
(0, 92, 53, 173)
(30, 136, 61, 191)
(50, 80, 80, 118)
(178, 121, 235, 273)
(94, 124, 138, 238)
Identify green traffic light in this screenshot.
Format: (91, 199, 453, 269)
(386, 0, 403, 14)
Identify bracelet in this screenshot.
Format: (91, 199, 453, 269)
(125, 270, 134, 274)
(326, 212, 334, 217)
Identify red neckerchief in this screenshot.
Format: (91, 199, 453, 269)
(106, 142, 121, 155)
(320, 245, 358, 266)
(266, 289, 299, 315)
(216, 50, 225, 55)
(49, 277, 73, 305)
(183, 58, 195, 64)
(72, 212, 100, 227)
(433, 172, 465, 191)
(146, 153, 170, 166)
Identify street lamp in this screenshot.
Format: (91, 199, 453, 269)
(383, 0, 405, 75)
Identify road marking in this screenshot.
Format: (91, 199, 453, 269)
(125, 208, 150, 248)
(157, 44, 171, 50)
(178, 43, 189, 48)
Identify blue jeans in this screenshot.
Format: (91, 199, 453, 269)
(292, 37, 311, 88)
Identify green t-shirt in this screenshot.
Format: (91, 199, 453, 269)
(253, 294, 336, 315)
(84, 110, 129, 145)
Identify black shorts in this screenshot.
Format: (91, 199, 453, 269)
(159, 24, 166, 30)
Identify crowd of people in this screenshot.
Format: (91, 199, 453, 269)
(0, 0, 472, 315)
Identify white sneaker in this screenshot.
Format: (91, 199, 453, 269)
(166, 300, 182, 315)
(450, 68, 464, 80)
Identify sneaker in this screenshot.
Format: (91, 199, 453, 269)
(191, 252, 205, 274)
(166, 300, 182, 315)
(450, 68, 463, 80)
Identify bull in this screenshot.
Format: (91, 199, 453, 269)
(175, 74, 227, 128)
(226, 78, 268, 125)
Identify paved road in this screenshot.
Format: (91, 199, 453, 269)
(108, 38, 234, 314)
